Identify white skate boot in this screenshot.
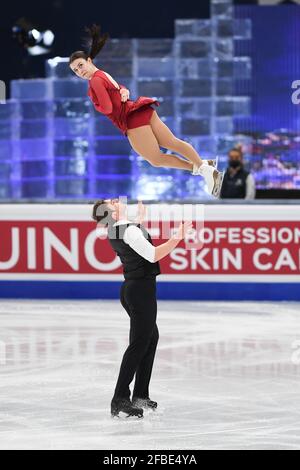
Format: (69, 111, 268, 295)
(202, 157, 218, 168)
(192, 162, 224, 198)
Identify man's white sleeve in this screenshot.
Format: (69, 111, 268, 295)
(124, 225, 155, 263)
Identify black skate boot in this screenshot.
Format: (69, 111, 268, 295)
(132, 397, 158, 410)
(111, 398, 143, 418)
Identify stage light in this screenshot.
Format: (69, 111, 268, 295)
(12, 18, 55, 56)
(43, 30, 55, 47)
(30, 29, 41, 41)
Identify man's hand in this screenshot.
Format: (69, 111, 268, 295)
(172, 221, 194, 240)
(153, 220, 194, 262)
(120, 88, 130, 102)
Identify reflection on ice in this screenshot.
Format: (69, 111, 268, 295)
(0, 300, 300, 450)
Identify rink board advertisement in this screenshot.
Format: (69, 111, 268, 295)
(0, 204, 300, 300)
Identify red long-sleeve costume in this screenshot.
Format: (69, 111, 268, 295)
(88, 70, 159, 135)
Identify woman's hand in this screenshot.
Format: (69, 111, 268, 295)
(172, 221, 194, 240)
(120, 88, 130, 102)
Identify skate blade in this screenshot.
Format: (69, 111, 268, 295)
(212, 171, 224, 199)
(126, 413, 143, 419)
(111, 411, 143, 419)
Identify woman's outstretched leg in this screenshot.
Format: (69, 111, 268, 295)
(149, 111, 203, 169)
(127, 125, 193, 171)
(127, 116, 224, 197)
(149, 111, 224, 197)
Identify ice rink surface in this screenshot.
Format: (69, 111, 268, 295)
(0, 299, 299, 450)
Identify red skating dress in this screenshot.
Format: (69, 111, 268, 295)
(87, 69, 160, 136)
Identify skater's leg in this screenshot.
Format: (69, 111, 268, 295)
(113, 317, 156, 399)
(127, 125, 193, 171)
(120, 282, 134, 344)
(120, 281, 130, 316)
(150, 112, 224, 196)
(111, 283, 145, 417)
(120, 281, 159, 400)
(149, 111, 203, 168)
(113, 280, 157, 400)
(127, 116, 223, 196)
(133, 324, 159, 399)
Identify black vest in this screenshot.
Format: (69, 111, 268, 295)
(220, 167, 249, 199)
(107, 223, 161, 280)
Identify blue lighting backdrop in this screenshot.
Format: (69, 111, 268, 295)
(1, 3, 300, 200)
(234, 5, 300, 190)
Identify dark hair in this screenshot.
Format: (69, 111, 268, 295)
(69, 50, 88, 64)
(92, 199, 114, 227)
(229, 145, 243, 158)
(69, 24, 109, 64)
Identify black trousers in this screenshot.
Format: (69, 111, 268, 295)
(113, 278, 159, 400)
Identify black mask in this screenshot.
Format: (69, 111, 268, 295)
(229, 160, 241, 169)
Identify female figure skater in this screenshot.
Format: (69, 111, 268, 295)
(70, 25, 224, 197)
(92, 198, 193, 418)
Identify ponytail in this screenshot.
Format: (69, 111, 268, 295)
(85, 24, 109, 59)
(69, 24, 109, 64)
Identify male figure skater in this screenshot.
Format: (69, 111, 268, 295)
(92, 199, 192, 418)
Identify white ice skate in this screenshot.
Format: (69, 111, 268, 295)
(192, 162, 224, 198)
(202, 157, 219, 169)
(211, 169, 225, 198)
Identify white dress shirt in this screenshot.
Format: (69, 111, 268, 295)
(113, 220, 155, 263)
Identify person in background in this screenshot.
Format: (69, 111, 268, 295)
(220, 145, 256, 200)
